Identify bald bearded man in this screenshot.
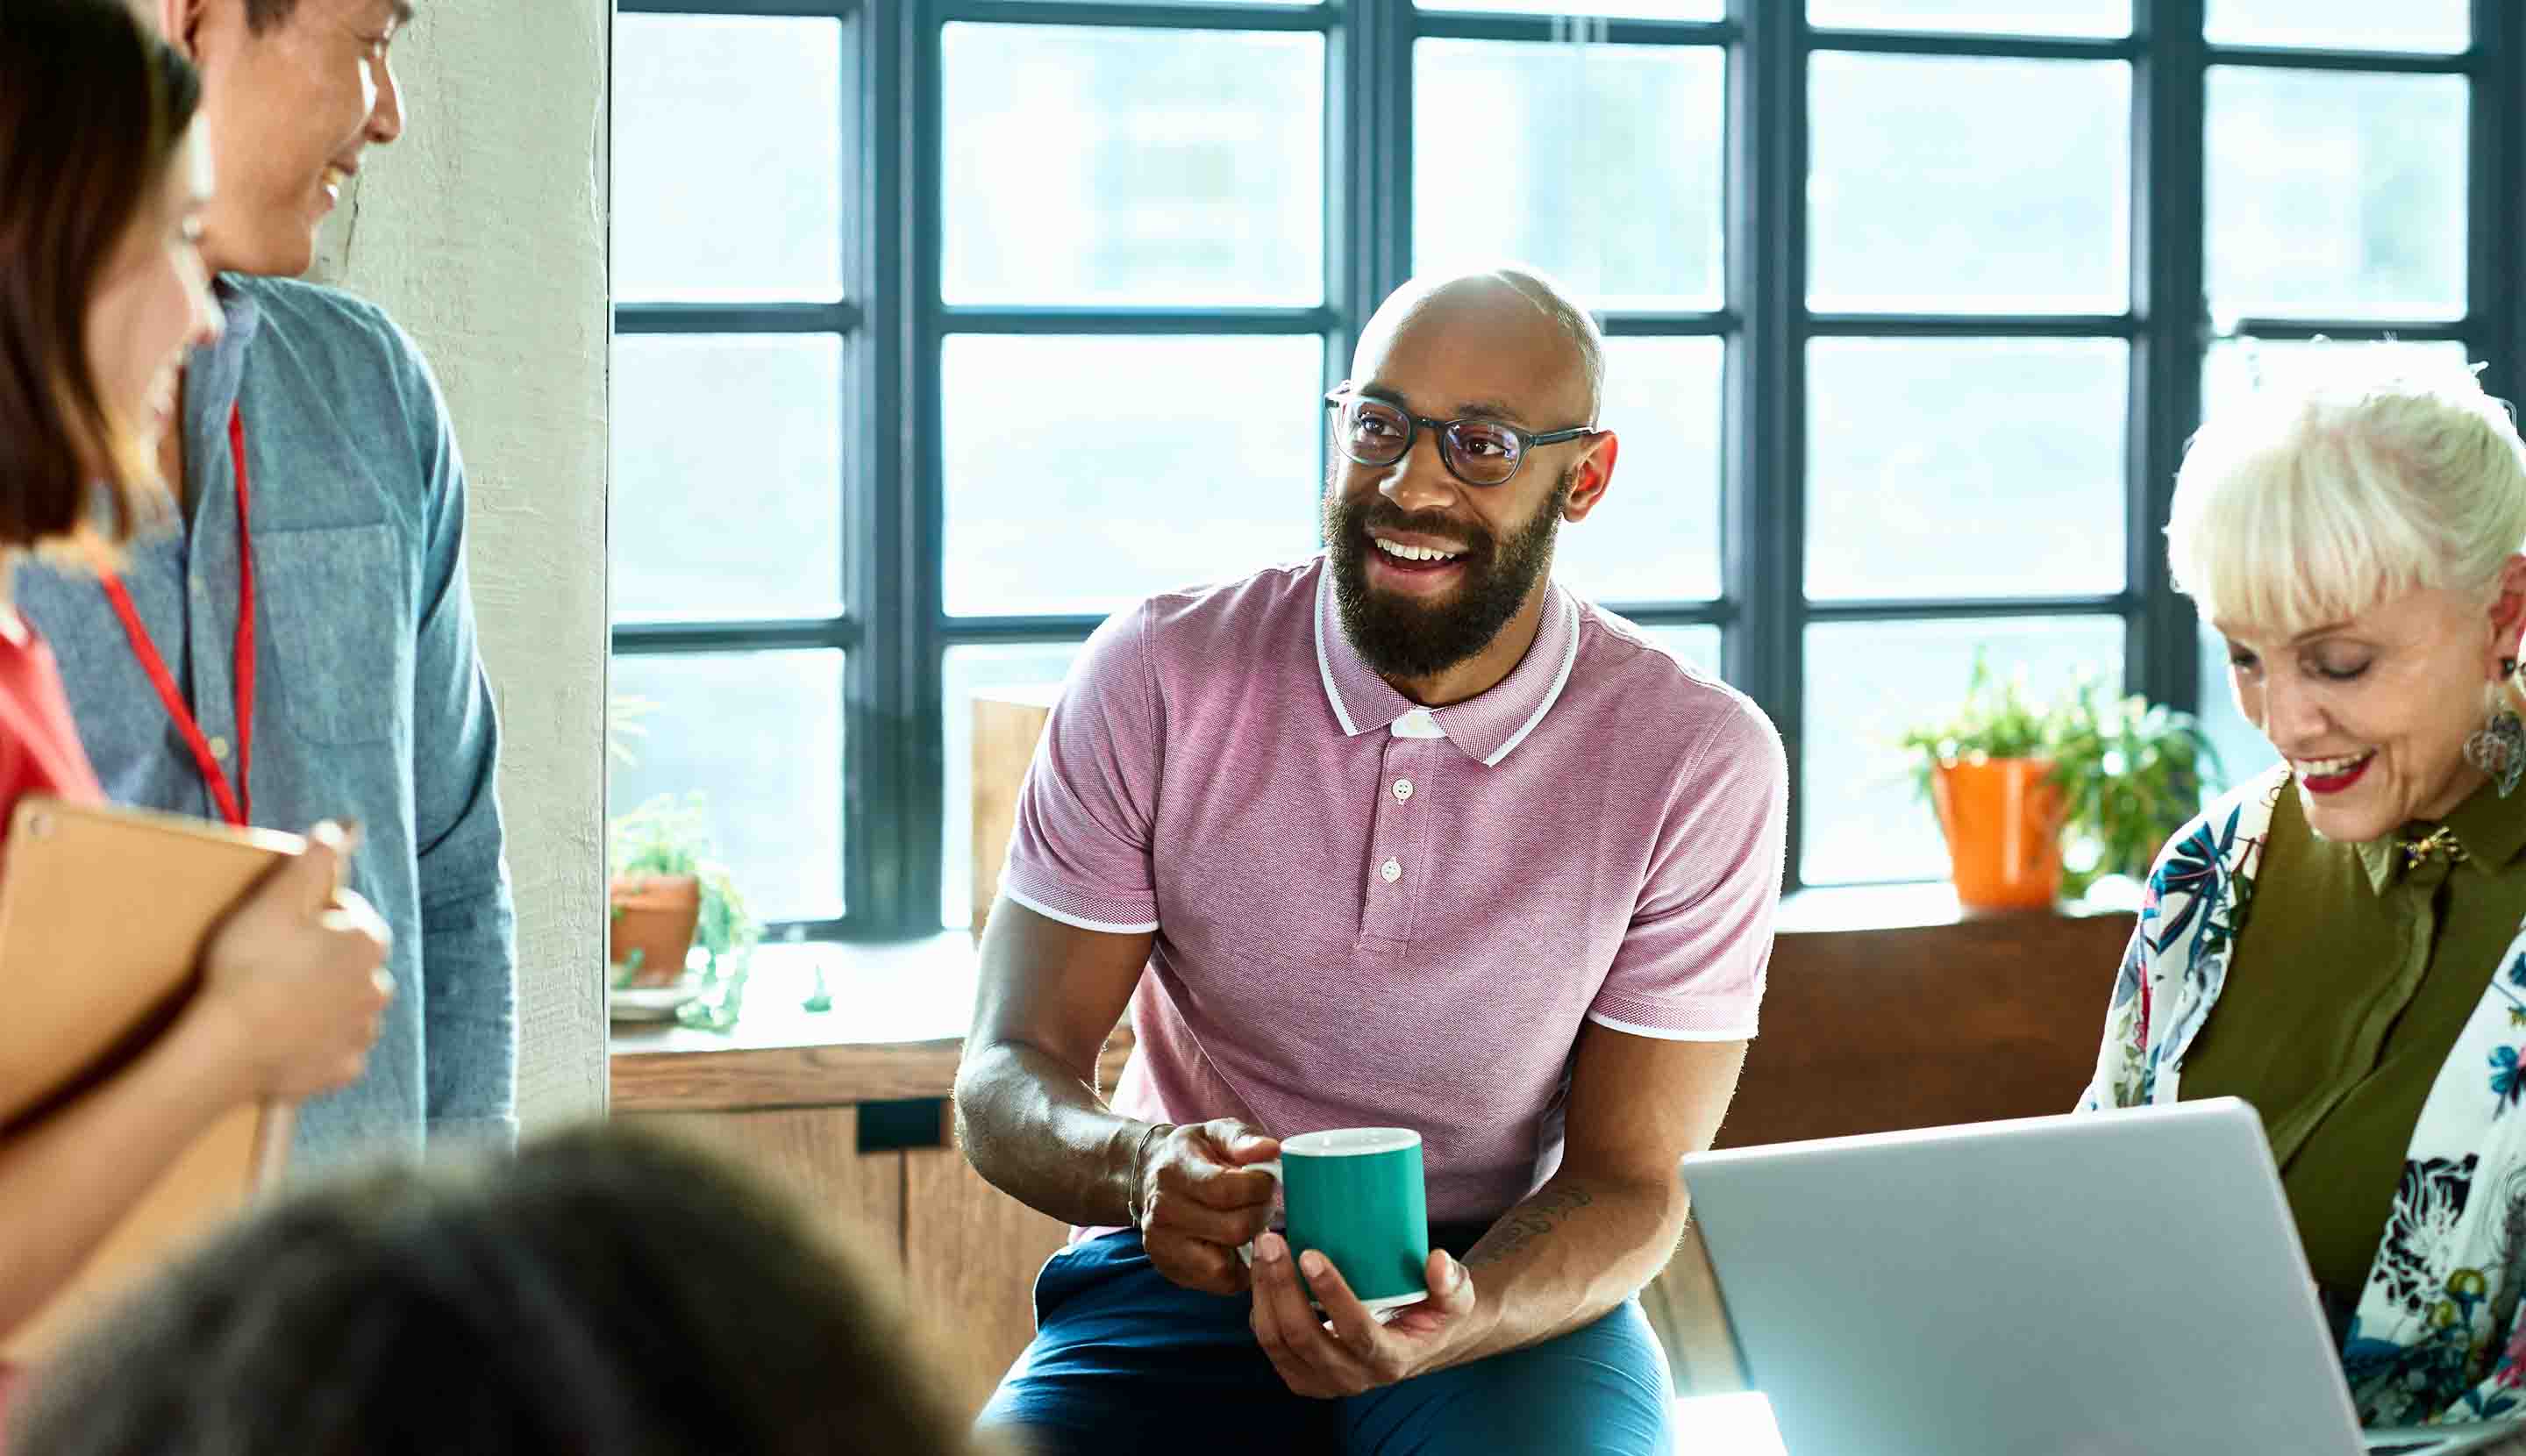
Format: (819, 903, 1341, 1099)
(955, 268, 1786, 1455)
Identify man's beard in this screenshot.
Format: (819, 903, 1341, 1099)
(1323, 469, 1570, 682)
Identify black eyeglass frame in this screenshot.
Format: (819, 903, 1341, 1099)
(1323, 387, 1598, 489)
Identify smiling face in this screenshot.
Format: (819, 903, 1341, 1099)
(2216, 563, 2526, 841)
(84, 126, 222, 447)
(1322, 275, 1616, 688)
(179, 0, 410, 276)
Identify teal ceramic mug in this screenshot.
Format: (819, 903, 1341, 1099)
(1263, 1127, 1431, 1317)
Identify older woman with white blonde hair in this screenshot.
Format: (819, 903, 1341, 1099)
(2081, 351, 2526, 1427)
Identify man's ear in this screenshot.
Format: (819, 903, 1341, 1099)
(1563, 432, 1619, 524)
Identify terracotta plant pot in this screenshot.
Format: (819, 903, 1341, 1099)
(1929, 758, 2066, 912)
(610, 874, 701, 988)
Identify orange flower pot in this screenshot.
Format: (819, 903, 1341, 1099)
(609, 874, 700, 987)
(1929, 758, 2066, 912)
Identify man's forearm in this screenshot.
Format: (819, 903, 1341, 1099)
(953, 1038, 1153, 1228)
(1445, 1172, 1687, 1367)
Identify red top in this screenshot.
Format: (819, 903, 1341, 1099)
(0, 610, 99, 1429)
(0, 607, 103, 826)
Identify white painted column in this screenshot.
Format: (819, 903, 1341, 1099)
(314, 0, 610, 1131)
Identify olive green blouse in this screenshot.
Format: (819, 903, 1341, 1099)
(2178, 780, 2526, 1307)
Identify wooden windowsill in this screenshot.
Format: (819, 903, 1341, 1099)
(1774, 880, 2139, 935)
(607, 933, 1133, 1112)
(610, 885, 2137, 1112)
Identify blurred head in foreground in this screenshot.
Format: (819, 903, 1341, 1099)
(15, 1124, 984, 1456)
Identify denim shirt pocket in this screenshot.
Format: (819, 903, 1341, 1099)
(254, 524, 410, 746)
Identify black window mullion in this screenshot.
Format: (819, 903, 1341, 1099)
(1805, 312, 2136, 338)
(895, 0, 950, 937)
(1808, 595, 2133, 624)
(1724, 0, 1805, 889)
(614, 618, 860, 654)
(1600, 310, 1737, 335)
(615, 303, 858, 334)
(2130, 0, 2206, 716)
(2202, 44, 2475, 75)
(839, 0, 933, 937)
(2472, 0, 2523, 407)
(1601, 601, 1734, 629)
(1340, 0, 1411, 374)
(1808, 28, 2138, 61)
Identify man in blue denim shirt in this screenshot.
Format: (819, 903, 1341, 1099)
(15, 0, 516, 1167)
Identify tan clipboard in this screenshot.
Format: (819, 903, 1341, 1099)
(0, 796, 306, 1359)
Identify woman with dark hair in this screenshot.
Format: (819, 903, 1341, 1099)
(13, 1125, 988, 1456)
(0, 0, 392, 1363)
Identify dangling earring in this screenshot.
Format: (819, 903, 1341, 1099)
(2465, 659, 2526, 798)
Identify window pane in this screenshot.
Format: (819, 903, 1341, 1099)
(2206, 68, 2468, 322)
(1809, 55, 2130, 313)
(1644, 625, 1723, 679)
(1809, 1, 2129, 37)
(2195, 620, 2279, 792)
(610, 652, 845, 924)
(1803, 617, 2124, 885)
(943, 644, 1087, 929)
(610, 336, 842, 621)
(1425, 0, 1721, 18)
(2201, 337, 2474, 424)
(942, 336, 1323, 617)
(1415, 41, 1723, 310)
(942, 26, 1324, 307)
(2206, 0, 2467, 53)
(1807, 339, 2128, 600)
(614, 18, 842, 304)
(1556, 338, 1722, 604)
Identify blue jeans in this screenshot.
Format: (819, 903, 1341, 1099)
(979, 1231, 1674, 1456)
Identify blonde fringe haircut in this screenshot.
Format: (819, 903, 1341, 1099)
(2166, 349, 2526, 640)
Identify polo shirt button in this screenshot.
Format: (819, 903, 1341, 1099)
(1380, 858, 1402, 884)
(208, 736, 232, 761)
(1393, 778, 1414, 803)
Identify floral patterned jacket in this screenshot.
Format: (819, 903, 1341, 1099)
(2080, 768, 2526, 1426)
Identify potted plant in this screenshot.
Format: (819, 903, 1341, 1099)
(2048, 674, 2223, 903)
(609, 793, 707, 988)
(608, 792, 759, 1003)
(1900, 656, 2224, 912)
(1897, 655, 2067, 912)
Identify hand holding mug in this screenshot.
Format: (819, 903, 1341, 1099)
(1245, 1126, 1480, 1397)
(1131, 1117, 1281, 1295)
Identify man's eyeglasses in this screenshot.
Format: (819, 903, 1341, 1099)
(1324, 388, 1596, 489)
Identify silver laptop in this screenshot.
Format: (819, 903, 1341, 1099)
(1680, 1099, 2521, 1456)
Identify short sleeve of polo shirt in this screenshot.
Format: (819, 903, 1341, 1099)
(997, 605, 1165, 934)
(1588, 692, 1787, 1040)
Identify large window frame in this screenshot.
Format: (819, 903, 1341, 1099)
(613, 0, 2526, 941)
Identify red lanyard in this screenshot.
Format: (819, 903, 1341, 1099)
(98, 403, 255, 828)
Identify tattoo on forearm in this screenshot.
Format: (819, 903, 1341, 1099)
(1463, 1182, 1596, 1267)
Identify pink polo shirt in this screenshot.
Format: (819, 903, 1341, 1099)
(1003, 556, 1785, 1224)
